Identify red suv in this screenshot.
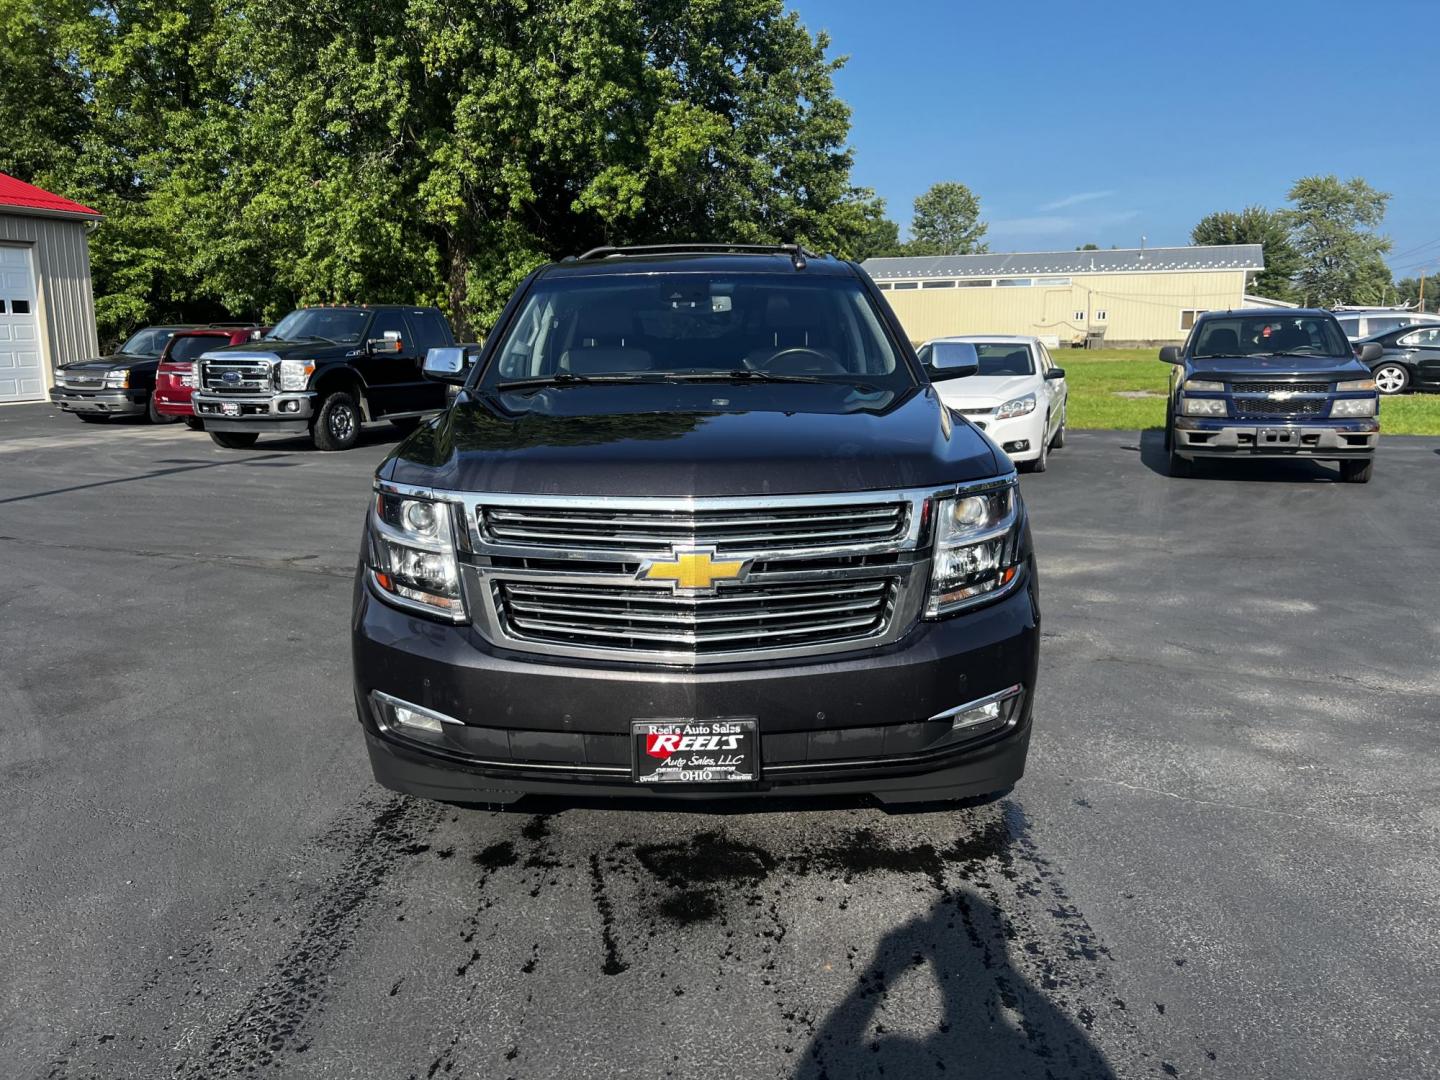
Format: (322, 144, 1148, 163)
(154, 329, 261, 428)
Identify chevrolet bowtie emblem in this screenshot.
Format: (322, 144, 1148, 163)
(641, 549, 747, 593)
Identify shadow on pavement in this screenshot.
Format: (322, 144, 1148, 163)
(1129, 426, 1340, 482)
(794, 890, 1116, 1080)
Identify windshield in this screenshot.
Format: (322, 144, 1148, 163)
(1192, 315, 1349, 358)
(264, 308, 369, 344)
(481, 273, 911, 389)
(167, 335, 226, 363)
(121, 328, 179, 357)
(970, 343, 1034, 376)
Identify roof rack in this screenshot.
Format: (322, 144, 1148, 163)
(569, 242, 818, 270)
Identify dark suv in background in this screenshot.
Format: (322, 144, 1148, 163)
(194, 305, 454, 450)
(1162, 308, 1382, 482)
(351, 244, 1040, 808)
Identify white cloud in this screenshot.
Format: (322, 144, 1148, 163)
(988, 209, 1140, 241)
(1037, 190, 1116, 212)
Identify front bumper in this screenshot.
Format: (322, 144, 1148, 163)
(1173, 416, 1378, 459)
(974, 410, 1046, 462)
(192, 391, 315, 434)
(49, 387, 147, 416)
(353, 564, 1040, 806)
(153, 393, 194, 417)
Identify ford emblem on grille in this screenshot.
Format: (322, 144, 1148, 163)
(222, 370, 241, 383)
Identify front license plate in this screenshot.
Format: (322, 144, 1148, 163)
(221, 402, 241, 417)
(632, 719, 758, 784)
(1257, 427, 1298, 448)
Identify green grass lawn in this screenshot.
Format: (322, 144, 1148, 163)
(1058, 348, 1440, 435)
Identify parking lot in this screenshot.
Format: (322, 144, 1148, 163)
(2, 403, 1437, 1079)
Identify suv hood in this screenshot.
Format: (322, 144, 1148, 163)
(60, 352, 154, 372)
(935, 374, 1036, 408)
(1190, 355, 1371, 380)
(382, 383, 1001, 497)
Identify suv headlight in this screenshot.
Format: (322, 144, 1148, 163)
(925, 481, 1024, 618)
(368, 488, 466, 621)
(1184, 379, 1224, 391)
(278, 359, 315, 391)
(103, 370, 130, 389)
(994, 394, 1036, 420)
(1182, 398, 1226, 416)
(1331, 398, 1376, 417)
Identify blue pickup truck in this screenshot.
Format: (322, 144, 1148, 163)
(1162, 308, 1381, 483)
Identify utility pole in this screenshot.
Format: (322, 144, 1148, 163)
(1420, 271, 1427, 313)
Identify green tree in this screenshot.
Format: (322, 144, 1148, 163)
(1287, 175, 1393, 307)
(906, 182, 987, 256)
(1075, 243, 1100, 251)
(1394, 275, 1436, 312)
(1190, 205, 1300, 301)
(850, 196, 906, 260)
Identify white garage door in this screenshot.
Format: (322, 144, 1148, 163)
(0, 245, 44, 403)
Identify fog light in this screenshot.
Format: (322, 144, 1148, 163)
(929, 684, 1024, 733)
(372, 691, 458, 735)
(282, 399, 300, 413)
(1002, 440, 1030, 453)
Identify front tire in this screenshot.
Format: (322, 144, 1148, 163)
(184, 416, 204, 431)
(1339, 459, 1373, 484)
(312, 391, 361, 451)
(209, 431, 259, 449)
(1020, 426, 1049, 473)
(1051, 405, 1067, 449)
(1372, 362, 1409, 395)
(1167, 433, 1193, 477)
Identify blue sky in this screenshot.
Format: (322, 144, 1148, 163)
(796, 0, 1438, 275)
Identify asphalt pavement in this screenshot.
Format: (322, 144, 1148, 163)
(1, 403, 1437, 1079)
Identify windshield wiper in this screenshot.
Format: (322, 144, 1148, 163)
(1263, 351, 1326, 359)
(495, 372, 666, 390)
(665, 369, 881, 391)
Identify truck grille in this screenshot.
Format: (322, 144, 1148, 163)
(1232, 398, 1327, 417)
(62, 371, 104, 388)
(200, 359, 272, 393)
(481, 502, 908, 556)
(495, 577, 896, 654)
(1230, 381, 1330, 395)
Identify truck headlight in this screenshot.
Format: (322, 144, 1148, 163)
(1184, 379, 1224, 391)
(278, 359, 315, 392)
(1331, 398, 1376, 417)
(1182, 397, 1226, 416)
(368, 488, 466, 621)
(995, 394, 1036, 420)
(925, 481, 1024, 619)
(103, 370, 130, 389)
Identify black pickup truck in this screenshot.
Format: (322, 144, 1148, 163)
(193, 305, 454, 450)
(1162, 308, 1382, 482)
(351, 244, 1040, 809)
(50, 325, 198, 423)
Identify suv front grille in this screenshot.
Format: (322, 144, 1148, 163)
(1232, 397, 1327, 417)
(1230, 381, 1330, 395)
(481, 502, 908, 556)
(200, 359, 273, 393)
(496, 578, 896, 654)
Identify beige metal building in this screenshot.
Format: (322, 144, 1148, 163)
(0, 172, 102, 403)
(863, 244, 1266, 348)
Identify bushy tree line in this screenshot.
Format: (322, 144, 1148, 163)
(0, 0, 882, 345)
(1191, 176, 1394, 307)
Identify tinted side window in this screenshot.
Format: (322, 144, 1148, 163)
(1367, 318, 1404, 336)
(368, 311, 409, 352)
(405, 310, 452, 352)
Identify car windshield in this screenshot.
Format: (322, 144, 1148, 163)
(970, 343, 1034, 376)
(264, 308, 369, 344)
(120, 328, 179, 357)
(1192, 315, 1349, 358)
(481, 273, 911, 389)
(167, 335, 227, 362)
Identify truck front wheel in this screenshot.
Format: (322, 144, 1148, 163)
(312, 391, 361, 451)
(1339, 459, 1373, 484)
(210, 431, 259, 449)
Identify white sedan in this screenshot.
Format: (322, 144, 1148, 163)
(918, 335, 1069, 473)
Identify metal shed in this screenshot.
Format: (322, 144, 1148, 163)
(0, 173, 102, 403)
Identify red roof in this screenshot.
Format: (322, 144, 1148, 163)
(0, 172, 100, 218)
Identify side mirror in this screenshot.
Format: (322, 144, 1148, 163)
(1159, 346, 1182, 364)
(423, 346, 469, 383)
(1044, 367, 1066, 380)
(367, 331, 403, 355)
(925, 341, 980, 381)
(1357, 341, 1383, 363)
